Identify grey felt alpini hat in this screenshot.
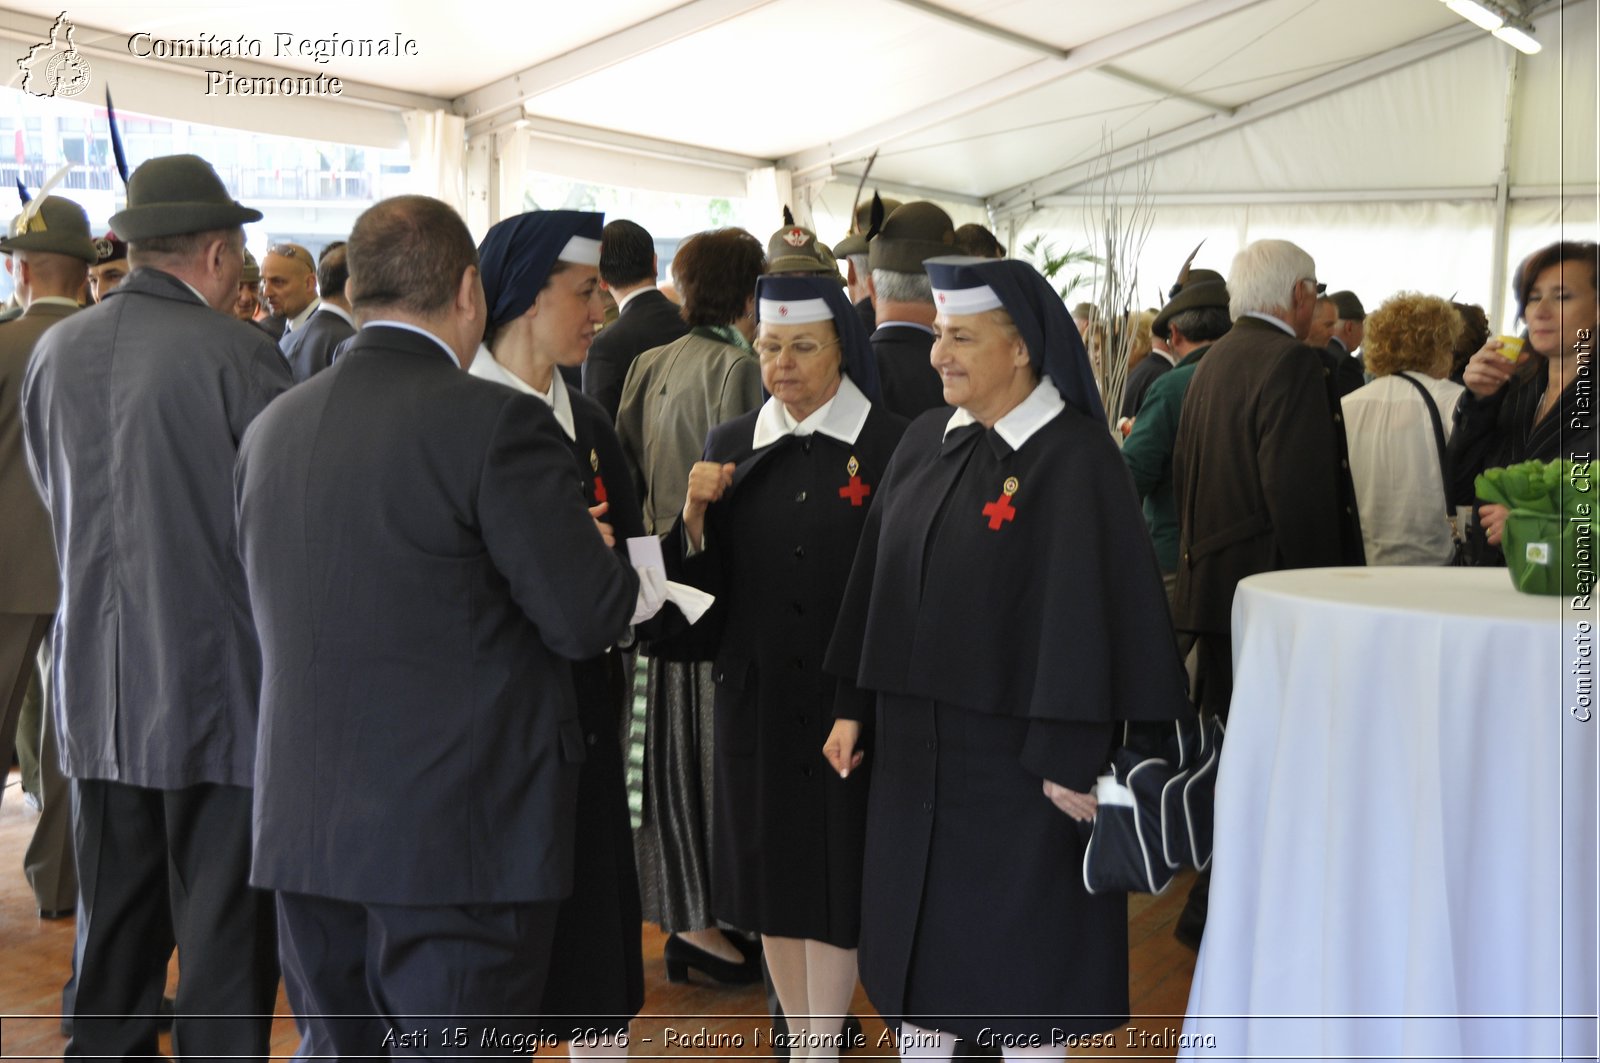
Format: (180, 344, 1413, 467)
(833, 195, 902, 259)
(767, 223, 843, 280)
(109, 154, 261, 241)
(1, 196, 98, 263)
(1152, 268, 1229, 341)
(867, 201, 956, 274)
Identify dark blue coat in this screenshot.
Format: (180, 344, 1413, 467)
(237, 326, 638, 906)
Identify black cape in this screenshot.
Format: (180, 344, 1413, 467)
(827, 402, 1190, 726)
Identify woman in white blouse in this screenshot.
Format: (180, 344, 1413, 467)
(1340, 292, 1467, 565)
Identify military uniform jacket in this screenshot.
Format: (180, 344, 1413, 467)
(1121, 346, 1209, 574)
(22, 269, 291, 788)
(869, 324, 946, 420)
(237, 327, 639, 906)
(1172, 315, 1365, 638)
(0, 300, 74, 613)
(583, 289, 689, 423)
(616, 328, 763, 533)
(279, 303, 355, 384)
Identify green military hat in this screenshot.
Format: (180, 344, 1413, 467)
(867, 201, 956, 274)
(833, 194, 902, 259)
(1, 195, 98, 263)
(1152, 267, 1229, 341)
(241, 247, 261, 286)
(109, 154, 261, 241)
(767, 217, 843, 281)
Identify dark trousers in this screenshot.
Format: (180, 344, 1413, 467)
(67, 779, 279, 1061)
(276, 890, 560, 1060)
(0, 613, 50, 806)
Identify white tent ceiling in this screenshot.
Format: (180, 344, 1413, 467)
(2, 0, 1593, 211)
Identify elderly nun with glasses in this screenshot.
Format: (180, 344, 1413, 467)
(665, 273, 907, 1060)
(825, 258, 1191, 1060)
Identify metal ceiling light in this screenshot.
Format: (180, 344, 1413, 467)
(1444, 0, 1504, 31)
(1492, 24, 1544, 54)
(1439, 0, 1543, 54)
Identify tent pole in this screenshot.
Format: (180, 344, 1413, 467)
(1489, 48, 1522, 333)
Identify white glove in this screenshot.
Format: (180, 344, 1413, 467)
(630, 564, 667, 625)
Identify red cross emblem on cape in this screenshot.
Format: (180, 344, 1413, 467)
(590, 448, 607, 504)
(838, 455, 871, 506)
(982, 475, 1019, 530)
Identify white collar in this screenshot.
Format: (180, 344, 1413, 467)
(943, 378, 1065, 449)
(1240, 311, 1296, 337)
(363, 319, 462, 368)
(175, 277, 211, 307)
(751, 374, 872, 450)
(468, 347, 577, 441)
(286, 298, 321, 332)
(29, 296, 80, 310)
(1152, 348, 1177, 367)
(875, 320, 935, 336)
(613, 284, 657, 316)
(315, 302, 354, 327)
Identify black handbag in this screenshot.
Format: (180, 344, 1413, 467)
(1395, 372, 1470, 566)
(1083, 716, 1222, 895)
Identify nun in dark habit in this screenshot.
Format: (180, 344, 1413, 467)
(472, 210, 646, 1055)
(825, 257, 1191, 1058)
(664, 274, 906, 1060)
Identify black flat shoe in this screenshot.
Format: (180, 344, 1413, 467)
(663, 933, 762, 986)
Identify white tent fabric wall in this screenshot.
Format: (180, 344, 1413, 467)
(1009, 0, 1597, 332)
(403, 108, 467, 218)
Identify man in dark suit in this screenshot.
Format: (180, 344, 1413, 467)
(1327, 288, 1368, 386)
(0, 195, 95, 919)
(267, 241, 352, 383)
(23, 155, 289, 1060)
(1170, 238, 1363, 949)
(865, 202, 955, 419)
(583, 219, 688, 422)
(238, 195, 647, 1059)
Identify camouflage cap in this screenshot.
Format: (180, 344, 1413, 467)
(867, 201, 956, 274)
(833, 195, 902, 259)
(0, 195, 98, 263)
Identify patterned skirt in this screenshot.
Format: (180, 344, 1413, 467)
(630, 656, 719, 932)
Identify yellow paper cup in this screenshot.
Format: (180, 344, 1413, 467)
(1497, 335, 1525, 361)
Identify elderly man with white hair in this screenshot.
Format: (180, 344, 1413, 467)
(1167, 237, 1364, 948)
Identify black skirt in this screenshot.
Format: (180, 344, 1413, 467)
(538, 651, 645, 1039)
(858, 695, 1127, 1040)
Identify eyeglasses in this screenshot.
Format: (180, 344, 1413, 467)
(1300, 277, 1326, 294)
(268, 243, 314, 269)
(754, 338, 839, 361)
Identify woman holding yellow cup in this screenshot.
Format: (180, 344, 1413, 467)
(1450, 240, 1598, 552)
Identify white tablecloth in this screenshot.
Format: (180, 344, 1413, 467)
(1181, 567, 1597, 1061)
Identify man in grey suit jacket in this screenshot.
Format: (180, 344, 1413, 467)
(23, 156, 290, 1060)
(238, 195, 645, 1059)
(0, 194, 95, 918)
